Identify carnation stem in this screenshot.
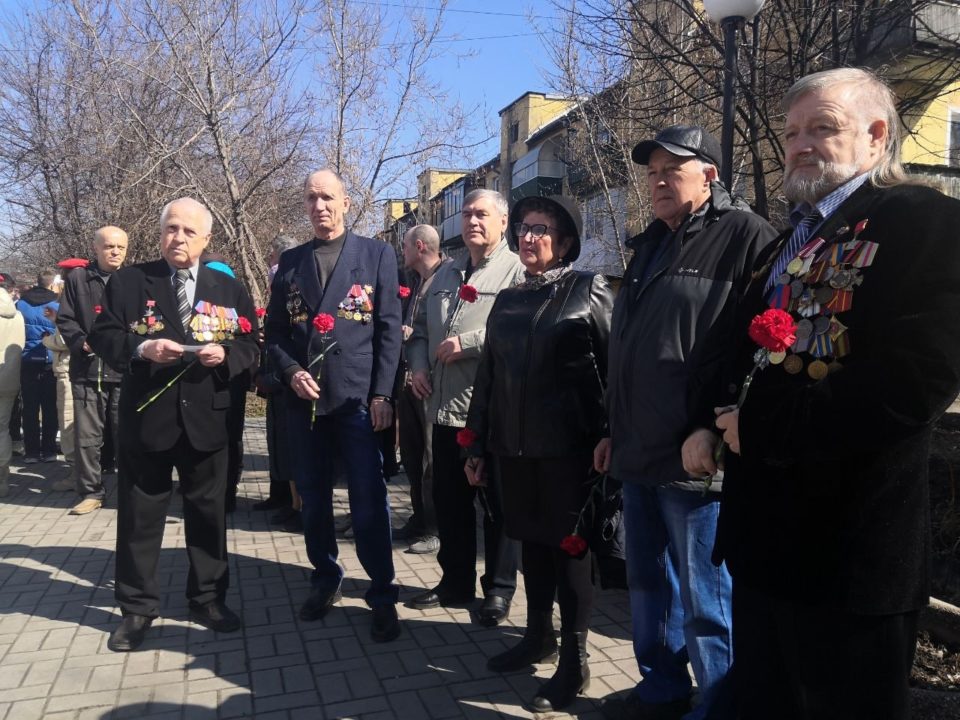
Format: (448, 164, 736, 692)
(136, 360, 198, 413)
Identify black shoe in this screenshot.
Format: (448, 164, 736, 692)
(299, 587, 341, 621)
(530, 631, 591, 713)
(101, 465, 116, 475)
(600, 694, 691, 720)
(370, 604, 401, 643)
(487, 610, 558, 672)
(107, 614, 153, 652)
(477, 595, 511, 627)
(189, 601, 243, 633)
(410, 586, 475, 610)
(270, 506, 298, 525)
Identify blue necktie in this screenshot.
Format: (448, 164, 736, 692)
(765, 210, 822, 292)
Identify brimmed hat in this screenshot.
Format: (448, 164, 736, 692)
(631, 124, 722, 169)
(509, 195, 584, 263)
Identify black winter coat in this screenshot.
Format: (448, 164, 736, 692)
(607, 183, 777, 491)
(467, 269, 613, 458)
(56, 263, 123, 384)
(717, 182, 960, 616)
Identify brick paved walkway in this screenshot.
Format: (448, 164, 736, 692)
(0, 418, 639, 719)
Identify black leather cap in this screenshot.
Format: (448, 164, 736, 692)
(509, 194, 583, 262)
(631, 124, 722, 169)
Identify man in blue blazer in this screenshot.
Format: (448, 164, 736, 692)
(265, 169, 403, 642)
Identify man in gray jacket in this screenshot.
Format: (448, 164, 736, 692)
(407, 188, 524, 626)
(595, 126, 776, 720)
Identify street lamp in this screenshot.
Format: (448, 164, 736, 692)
(703, 0, 766, 189)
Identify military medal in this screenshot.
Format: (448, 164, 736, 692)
(783, 355, 803, 374)
(807, 360, 829, 380)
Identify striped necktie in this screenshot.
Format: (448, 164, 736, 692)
(174, 268, 192, 331)
(765, 210, 822, 292)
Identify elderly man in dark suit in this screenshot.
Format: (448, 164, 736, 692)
(265, 169, 402, 643)
(90, 197, 259, 652)
(682, 68, 960, 719)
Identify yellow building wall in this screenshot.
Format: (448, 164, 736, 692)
(417, 170, 468, 205)
(899, 78, 960, 167)
(499, 93, 575, 164)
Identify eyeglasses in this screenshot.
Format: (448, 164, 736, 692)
(513, 222, 560, 240)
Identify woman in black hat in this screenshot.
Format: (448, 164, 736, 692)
(462, 195, 613, 712)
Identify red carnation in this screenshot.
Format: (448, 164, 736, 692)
(255, 307, 267, 318)
(313, 313, 335, 334)
(459, 284, 479, 303)
(398, 285, 411, 299)
(748, 309, 797, 353)
(237, 316, 252, 334)
(560, 534, 589, 557)
(93, 305, 102, 314)
(456, 428, 478, 448)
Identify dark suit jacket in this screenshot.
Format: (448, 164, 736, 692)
(89, 259, 259, 453)
(716, 182, 960, 615)
(264, 231, 401, 416)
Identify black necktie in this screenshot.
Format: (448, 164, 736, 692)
(174, 268, 192, 331)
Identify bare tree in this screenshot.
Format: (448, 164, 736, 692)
(545, 0, 960, 228)
(310, 0, 490, 231)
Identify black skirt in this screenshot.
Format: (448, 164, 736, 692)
(498, 451, 595, 547)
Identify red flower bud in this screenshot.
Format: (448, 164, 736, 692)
(560, 534, 589, 557)
(237, 317, 252, 334)
(93, 305, 102, 314)
(398, 285, 411, 299)
(312, 313, 335, 334)
(255, 307, 267, 318)
(748, 309, 797, 353)
(456, 428, 478, 448)
(458, 284, 478, 303)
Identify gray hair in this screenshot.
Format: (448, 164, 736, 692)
(403, 224, 440, 253)
(271, 234, 299, 253)
(783, 68, 908, 189)
(464, 188, 508, 217)
(160, 198, 214, 234)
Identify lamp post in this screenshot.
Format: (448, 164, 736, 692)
(703, 0, 766, 190)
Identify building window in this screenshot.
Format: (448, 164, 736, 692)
(950, 110, 960, 168)
(509, 122, 520, 143)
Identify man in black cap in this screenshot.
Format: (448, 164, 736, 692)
(594, 125, 776, 720)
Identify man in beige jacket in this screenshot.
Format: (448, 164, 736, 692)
(0, 279, 25, 497)
(408, 188, 524, 625)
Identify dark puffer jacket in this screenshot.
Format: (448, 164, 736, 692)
(607, 182, 777, 491)
(16, 286, 58, 365)
(467, 269, 613, 457)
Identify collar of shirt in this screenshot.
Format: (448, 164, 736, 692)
(789, 172, 870, 229)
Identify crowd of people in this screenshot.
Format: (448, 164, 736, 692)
(1, 67, 959, 720)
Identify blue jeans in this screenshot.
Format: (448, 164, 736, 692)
(289, 406, 398, 607)
(622, 482, 733, 720)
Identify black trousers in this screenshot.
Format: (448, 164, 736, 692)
(522, 541, 594, 633)
(264, 391, 293, 505)
(432, 424, 518, 598)
(733, 582, 918, 720)
(224, 375, 248, 508)
(115, 434, 229, 617)
(20, 363, 57, 457)
(71, 382, 120, 500)
(397, 383, 435, 536)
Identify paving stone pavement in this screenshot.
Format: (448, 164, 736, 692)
(0, 417, 640, 719)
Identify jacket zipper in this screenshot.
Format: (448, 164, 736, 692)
(517, 288, 554, 455)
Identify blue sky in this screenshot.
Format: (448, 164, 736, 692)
(380, 0, 563, 165)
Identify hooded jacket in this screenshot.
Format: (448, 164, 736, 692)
(16, 286, 58, 365)
(607, 182, 777, 491)
(0, 288, 24, 394)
